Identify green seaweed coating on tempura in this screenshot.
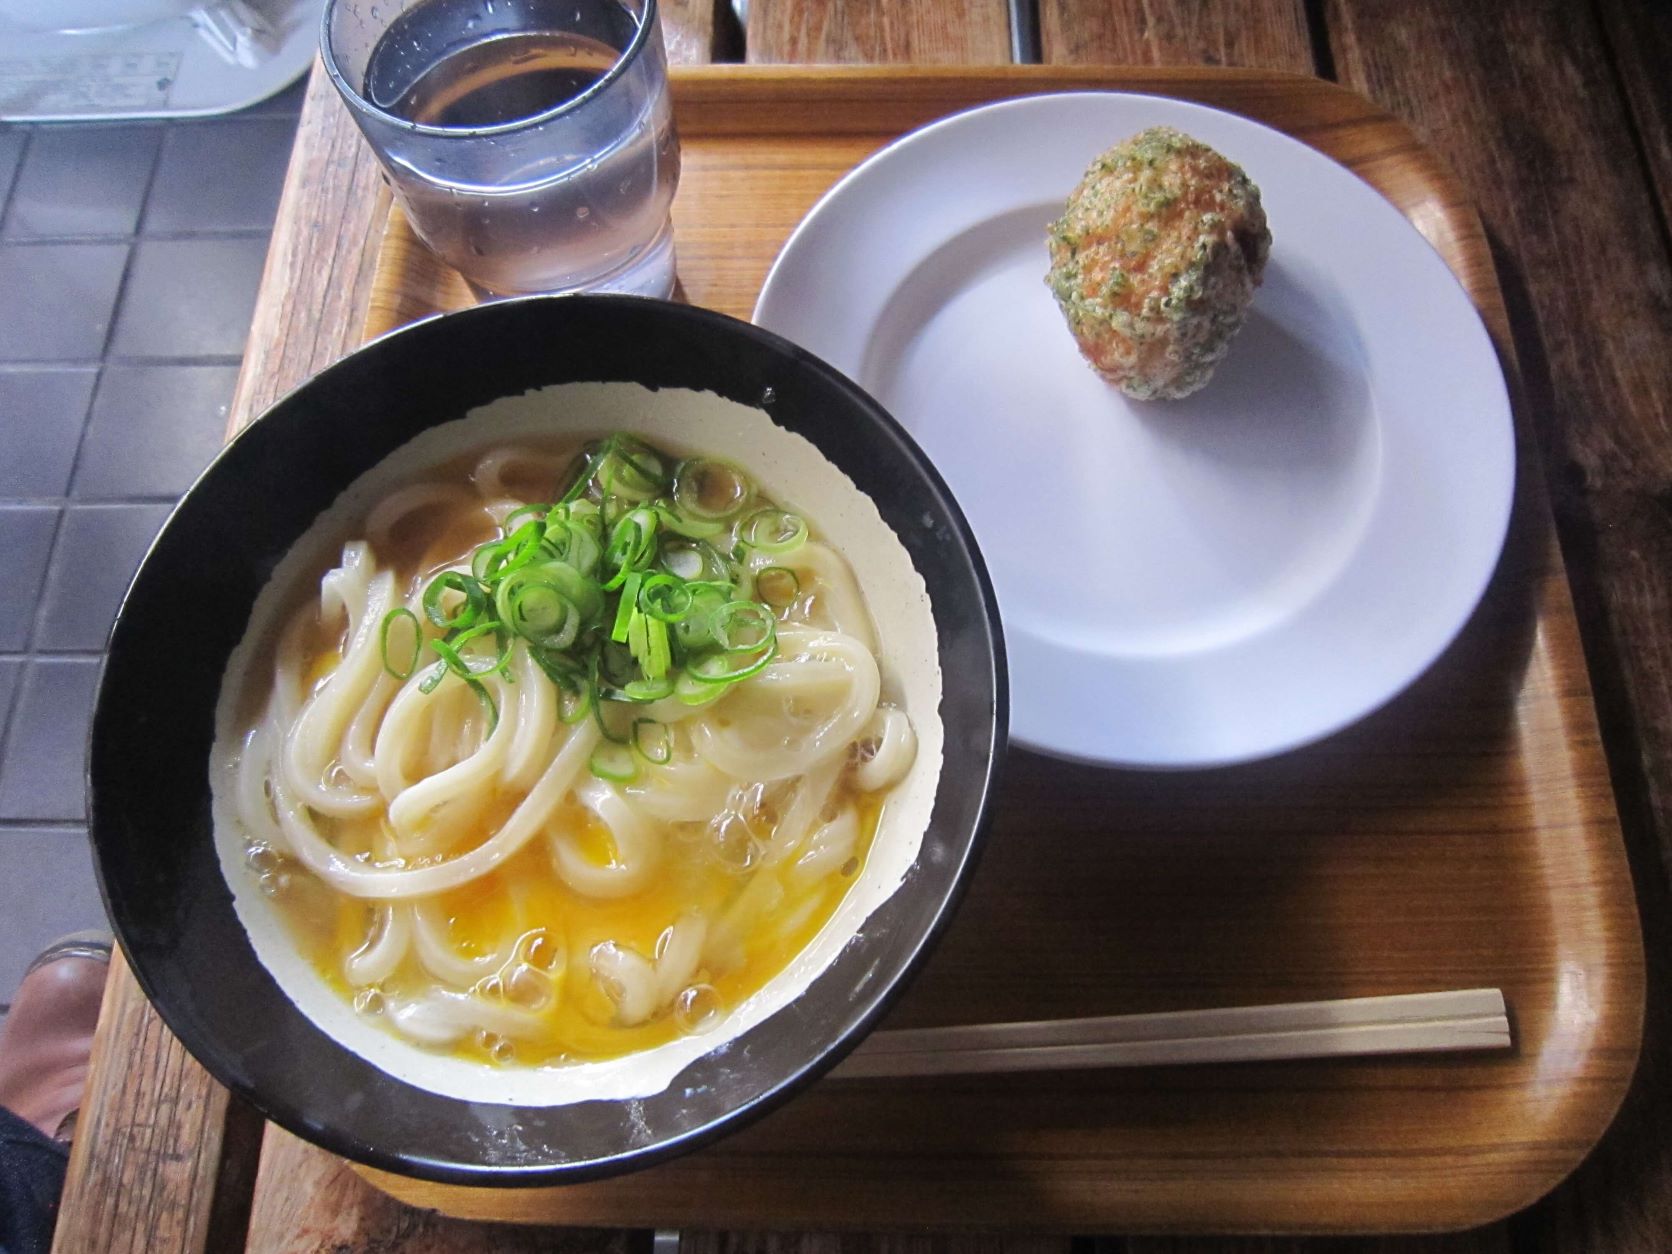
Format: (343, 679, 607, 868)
(1045, 126, 1272, 400)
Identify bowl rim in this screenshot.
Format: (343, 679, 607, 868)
(88, 294, 1009, 1185)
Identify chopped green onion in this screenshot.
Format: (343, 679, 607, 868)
(600, 439, 666, 501)
(543, 516, 602, 575)
(662, 544, 704, 580)
(653, 504, 726, 540)
(659, 540, 737, 584)
(530, 645, 585, 689)
(687, 639, 778, 685)
(675, 669, 729, 706)
(658, 545, 739, 595)
(502, 519, 544, 567)
(590, 670, 630, 744)
(418, 658, 448, 695)
(423, 572, 487, 631)
(626, 606, 648, 667)
(472, 520, 544, 583)
(403, 433, 804, 746)
(598, 640, 638, 689)
(502, 503, 549, 532)
(470, 543, 501, 583)
(625, 608, 672, 682)
(603, 508, 659, 589)
(379, 608, 421, 680)
(531, 560, 604, 623)
(589, 740, 638, 783)
(740, 508, 808, 555)
(712, 600, 776, 653)
(674, 582, 732, 652)
(645, 616, 671, 679)
(673, 457, 752, 520)
(430, 636, 471, 677)
(557, 445, 605, 505)
(754, 565, 800, 608)
(506, 581, 580, 650)
(430, 626, 509, 681)
(452, 618, 510, 660)
(466, 676, 499, 734)
(557, 684, 591, 725)
(617, 674, 675, 702)
(639, 574, 694, 622)
(611, 572, 642, 643)
(632, 718, 673, 765)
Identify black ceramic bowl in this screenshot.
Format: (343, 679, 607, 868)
(89, 295, 1005, 1185)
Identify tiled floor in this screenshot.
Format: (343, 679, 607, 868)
(0, 78, 304, 1007)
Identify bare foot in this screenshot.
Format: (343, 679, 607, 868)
(0, 935, 111, 1141)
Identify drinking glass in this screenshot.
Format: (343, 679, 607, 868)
(322, 0, 681, 297)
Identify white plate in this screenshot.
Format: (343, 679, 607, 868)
(754, 92, 1515, 769)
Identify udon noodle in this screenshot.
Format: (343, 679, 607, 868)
(217, 433, 917, 1067)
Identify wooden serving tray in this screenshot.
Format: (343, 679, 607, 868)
(352, 67, 1642, 1233)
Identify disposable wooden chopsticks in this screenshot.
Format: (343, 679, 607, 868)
(830, 988, 1511, 1080)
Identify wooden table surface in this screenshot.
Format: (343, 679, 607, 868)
(51, 1, 1672, 1251)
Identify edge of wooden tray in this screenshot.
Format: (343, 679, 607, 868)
(336, 64, 1642, 1232)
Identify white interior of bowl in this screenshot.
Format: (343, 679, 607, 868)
(209, 382, 944, 1106)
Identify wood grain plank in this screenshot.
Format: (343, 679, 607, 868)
(51, 953, 250, 1254)
(1326, 3, 1672, 1253)
(1122, 1235, 1515, 1254)
(661, 0, 722, 67)
(1038, 0, 1315, 72)
(745, 0, 1012, 64)
(227, 62, 390, 438)
(244, 1127, 634, 1254)
(681, 1236, 1072, 1254)
(1593, 0, 1672, 232)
